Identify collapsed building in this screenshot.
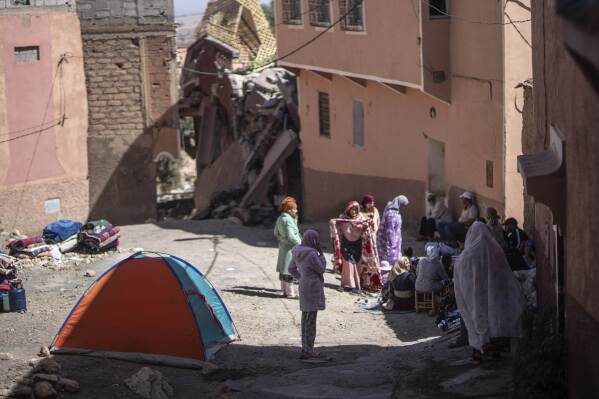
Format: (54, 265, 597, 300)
(195, 0, 276, 70)
(180, 35, 301, 225)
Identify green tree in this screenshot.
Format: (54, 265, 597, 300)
(261, 0, 275, 33)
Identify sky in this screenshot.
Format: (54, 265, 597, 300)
(174, 0, 270, 16)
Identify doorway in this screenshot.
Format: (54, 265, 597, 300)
(428, 138, 446, 194)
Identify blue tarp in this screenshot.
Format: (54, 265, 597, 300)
(43, 220, 83, 243)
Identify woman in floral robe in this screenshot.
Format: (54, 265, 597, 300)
(377, 195, 409, 266)
(330, 201, 382, 293)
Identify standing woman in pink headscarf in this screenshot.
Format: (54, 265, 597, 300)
(330, 201, 382, 293)
(360, 195, 380, 233)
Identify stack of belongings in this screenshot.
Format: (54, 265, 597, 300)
(78, 220, 120, 253)
(0, 250, 16, 281)
(6, 236, 53, 258)
(43, 219, 83, 253)
(437, 310, 461, 334)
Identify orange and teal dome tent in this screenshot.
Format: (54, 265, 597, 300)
(50, 252, 239, 368)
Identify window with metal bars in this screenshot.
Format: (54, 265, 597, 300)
(318, 92, 331, 137)
(282, 0, 303, 25)
(339, 0, 364, 32)
(429, 0, 449, 18)
(309, 0, 331, 27)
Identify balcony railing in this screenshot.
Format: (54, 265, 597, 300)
(0, 0, 72, 9)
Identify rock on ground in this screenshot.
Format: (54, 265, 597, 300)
(38, 346, 50, 358)
(124, 367, 174, 399)
(32, 381, 57, 399)
(8, 384, 32, 397)
(57, 378, 80, 393)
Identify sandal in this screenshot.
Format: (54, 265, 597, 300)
(471, 349, 483, 363)
(300, 351, 332, 363)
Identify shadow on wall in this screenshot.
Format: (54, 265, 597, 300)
(87, 104, 179, 226)
(301, 168, 427, 225)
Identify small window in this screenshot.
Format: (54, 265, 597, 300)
(486, 160, 494, 188)
(10, 0, 31, 6)
(14, 46, 39, 63)
(309, 0, 331, 27)
(352, 99, 364, 147)
(318, 92, 330, 137)
(340, 0, 365, 32)
(282, 0, 303, 25)
(429, 0, 449, 18)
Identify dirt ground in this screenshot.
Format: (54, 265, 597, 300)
(0, 220, 514, 398)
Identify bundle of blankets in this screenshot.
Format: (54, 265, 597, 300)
(78, 220, 120, 253)
(5, 219, 120, 259)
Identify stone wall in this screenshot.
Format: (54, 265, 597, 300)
(76, 0, 173, 24)
(83, 36, 157, 223)
(84, 38, 145, 138)
(77, 0, 177, 225)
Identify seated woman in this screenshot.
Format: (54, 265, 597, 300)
(382, 257, 416, 310)
(415, 243, 450, 293)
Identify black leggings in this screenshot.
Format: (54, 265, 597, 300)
(420, 217, 436, 237)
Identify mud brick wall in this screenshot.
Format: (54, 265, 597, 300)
(76, 0, 173, 24)
(77, 0, 176, 225)
(83, 36, 157, 224)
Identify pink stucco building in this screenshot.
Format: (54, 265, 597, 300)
(275, 0, 532, 222)
(0, 1, 89, 234)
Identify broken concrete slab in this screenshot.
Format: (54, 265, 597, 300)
(194, 142, 245, 214)
(240, 130, 298, 208)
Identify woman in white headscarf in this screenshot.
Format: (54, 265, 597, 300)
(377, 195, 409, 266)
(415, 242, 449, 293)
(454, 222, 526, 361)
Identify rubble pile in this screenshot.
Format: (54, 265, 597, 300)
(195, 68, 299, 225)
(180, 36, 300, 226)
(3, 358, 80, 398)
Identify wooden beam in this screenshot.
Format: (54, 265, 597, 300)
(345, 76, 368, 88)
(380, 82, 407, 96)
(282, 66, 301, 76)
(312, 70, 333, 81)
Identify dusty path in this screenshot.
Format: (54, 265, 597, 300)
(0, 220, 513, 398)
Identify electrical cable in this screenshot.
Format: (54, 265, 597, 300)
(9, 54, 68, 231)
(244, 0, 365, 72)
(422, 0, 531, 25)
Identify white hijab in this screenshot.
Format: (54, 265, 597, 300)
(425, 242, 440, 260)
(454, 222, 526, 351)
(384, 195, 409, 213)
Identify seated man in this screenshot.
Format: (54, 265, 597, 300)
(503, 217, 530, 271)
(438, 192, 479, 244)
(418, 193, 450, 241)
